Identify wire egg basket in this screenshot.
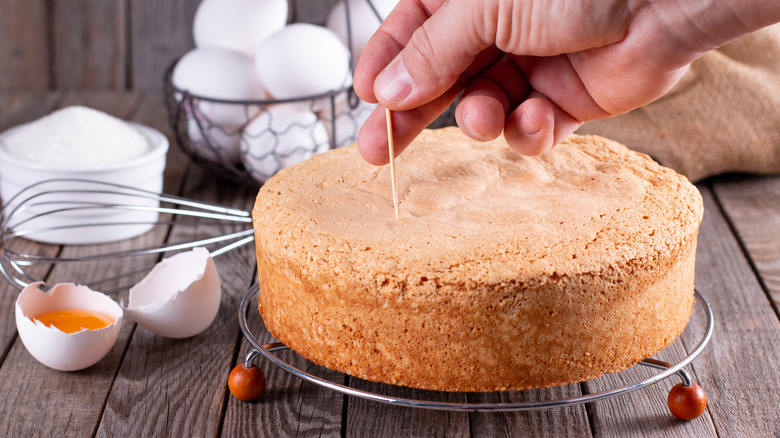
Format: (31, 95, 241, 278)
(164, 0, 383, 186)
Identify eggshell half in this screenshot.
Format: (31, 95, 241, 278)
(15, 283, 123, 372)
(124, 247, 221, 338)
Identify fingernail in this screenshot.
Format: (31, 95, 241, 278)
(376, 60, 412, 104)
(461, 111, 488, 140)
(519, 110, 542, 136)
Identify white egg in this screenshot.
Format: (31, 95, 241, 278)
(185, 111, 244, 164)
(318, 95, 377, 148)
(123, 247, 221, 339)
(254, 24, 351, 102)
(193, 0, 288, 58)
(242, 104, 330, 183)
(15, 283, 123, 372)
(326, 0, 399, 63)
(173, 47, 268, 126)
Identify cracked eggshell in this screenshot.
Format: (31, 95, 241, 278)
(15, 282, 123, 372)
(124, 247, 221, 338)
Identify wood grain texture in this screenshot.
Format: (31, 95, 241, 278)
(583, 341, 716, 437)
(346, 381, 469, 438)
(0, 239, 61, 411)
(711, 174, 780, 311)
(683, 186, 780, 437)
(51, 0, 126, 90)
(96, 166, 258, 437)
(221, 316, 345, 438)
(0, 0, 49, 91)
(129, 0, 200, 91)
(468, 386, 592, 438)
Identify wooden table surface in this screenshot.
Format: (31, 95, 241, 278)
(0, 91, 778, 437)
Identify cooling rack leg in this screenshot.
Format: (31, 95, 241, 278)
(243, 348, 260, 368)
(667, 378, 708, 421)
(669, 366, 708, 421)
(228, 349, 267, 402)
(640, 357, 708, 420)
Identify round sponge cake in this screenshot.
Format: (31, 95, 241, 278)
(252, 127, 703, 392)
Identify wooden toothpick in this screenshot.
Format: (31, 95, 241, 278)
(386, 107, 399, 222)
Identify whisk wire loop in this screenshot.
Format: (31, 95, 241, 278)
(0, 179, 255, 293)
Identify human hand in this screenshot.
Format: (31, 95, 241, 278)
(353, 0, 778, 165)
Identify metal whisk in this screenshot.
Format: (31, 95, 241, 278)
(0, 179, 254, 293)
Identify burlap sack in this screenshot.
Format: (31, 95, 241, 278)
(578, 24, 780, 182)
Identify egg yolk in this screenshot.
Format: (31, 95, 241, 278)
(32, 309, 115, 333)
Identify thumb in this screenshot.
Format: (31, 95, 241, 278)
(374, 0, 493, 110)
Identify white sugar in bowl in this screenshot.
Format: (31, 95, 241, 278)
(0, 106, 169, 245)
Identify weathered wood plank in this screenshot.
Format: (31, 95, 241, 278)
(712, 174, 780, 311)
(346, 381, 469, 437)
(468, 385, 592, 438)
(129, 0, 200, 91)
(51, 0, 126, 90)
(221, 312, 345, 437)
(583, 340, 716, 437)
(0, 0, 49, 91)
(683, 185, 780, 437)
(96, 163, 257, 437)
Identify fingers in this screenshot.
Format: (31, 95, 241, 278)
(360, 88, 581, 164)
(456, 56, 531, 141)
(456, 79, 508, 141)
(511, 54, 612, 120)
(366, 0, 493, 110)
(357, 85, 461, 165)
(354, 0, 442, 104)
(504, 92, 582, 156)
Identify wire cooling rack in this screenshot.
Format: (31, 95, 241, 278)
(237, 283, 713, 413)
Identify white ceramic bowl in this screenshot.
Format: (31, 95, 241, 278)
(0, 123, 169, 244)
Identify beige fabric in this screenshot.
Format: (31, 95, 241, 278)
(578, 24, 780, 182)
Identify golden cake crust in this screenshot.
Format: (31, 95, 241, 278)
(253, 127, 703, 391)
